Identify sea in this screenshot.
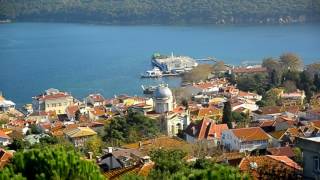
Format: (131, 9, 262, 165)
(0, 22, 319, 107)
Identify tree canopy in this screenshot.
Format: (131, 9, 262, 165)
(0, 146, 104, 180)
(1, 0, 319, 24)
(104, 111, 159, 145)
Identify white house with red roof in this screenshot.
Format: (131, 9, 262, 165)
(0, 130, 10, 146)
(222, 127, 270, 152)
(86, 94, 105, 107)
(185, 118, 228, 146)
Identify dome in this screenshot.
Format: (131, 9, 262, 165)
(154, 86, 172, 99)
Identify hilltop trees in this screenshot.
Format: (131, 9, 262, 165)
(104, 111, 159, 145)
(182, 64, 213, 83)
(1, 0, 319, 24)
(279, 53, 303, 72)
(0, 146, 104, 180)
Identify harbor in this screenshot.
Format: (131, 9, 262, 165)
(141, 52, 220, 78)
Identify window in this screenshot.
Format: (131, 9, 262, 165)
(314, 156, 320, 172)
(52, 103, 56, 107)
(47, 104, 50, 108)
(58, 103, 61, 106)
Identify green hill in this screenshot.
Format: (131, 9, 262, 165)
(1, 0, 319, 24)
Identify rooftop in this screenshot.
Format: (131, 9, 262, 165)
(231, 127, 269, 141)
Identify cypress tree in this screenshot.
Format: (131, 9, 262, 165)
(222, 101, 233, 129)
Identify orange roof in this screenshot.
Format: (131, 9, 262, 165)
(311, 120, 320, 129)
(259, 120, 274, 127)
(0, 149, 13, 169)
(231, 127, 269, 141)
(91, 106, 105, 116)
(238, 91, 258, 97)
(267, 155, 301, 170)
(0, 130, 10, 139)
(267, 146, 295, 157)
(66, 105, 79, 115)
(197, 107, 221, 117)
(185, 118, 228, 140)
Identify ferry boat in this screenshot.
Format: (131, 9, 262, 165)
(141, 85, 157, 95)
(151, 52, 198, 73)
(141, 67, 163, 78)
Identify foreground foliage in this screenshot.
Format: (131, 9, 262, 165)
(123, 149, 250, 179)
(0, 146, 104, 180)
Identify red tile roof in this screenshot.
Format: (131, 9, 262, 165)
(88, 94, 104, 102)
(311, 120, 320, 129)
(259, 106, 283, 115)
(185, 118, 228, 140)
(239, 155, 301, 180)
(91, 106, 105, 116)
(66, 105, 79, 115)
(40, 93, 71, 101)
(0, 149, 13, 169)
(267, 146, 295, 158)
(0, 130, 10, 139)
(231, 127, 269, 141)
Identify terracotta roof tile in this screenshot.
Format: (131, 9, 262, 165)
(239, 155, 301, 179)
(267, 146, 295, 157)
(231, 127, 269, 141)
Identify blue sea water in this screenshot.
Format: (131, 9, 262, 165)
(0, 23, 319, 106)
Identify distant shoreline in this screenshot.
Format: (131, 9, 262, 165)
(3, 19, 320, 27)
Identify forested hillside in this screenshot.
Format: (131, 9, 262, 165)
(0, 0, 320, 24)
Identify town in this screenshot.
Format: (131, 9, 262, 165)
(0, 53, 319, 179)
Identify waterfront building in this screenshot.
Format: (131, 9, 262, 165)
(86, 94, 105, 107)
(0, 93, 15, 113)
(33, 88, 74, 115)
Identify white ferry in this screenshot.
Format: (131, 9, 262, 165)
(141, 67, 163, 78)
(151, 52, 198, 73)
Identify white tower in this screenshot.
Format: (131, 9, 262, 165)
(153, 85, 173, 114)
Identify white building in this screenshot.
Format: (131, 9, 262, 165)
(86, 94, 105, 107)
(153, 85, 190, 136)
(33, 88, 74, 115)
(0, 93, 15, 112)
(153, 85, 174, 113)
(0, 130, 11, 146)
(221, 127, 270, 152)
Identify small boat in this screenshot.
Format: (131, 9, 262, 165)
(141, 85, 157, 95)
(141, 67, 163, 78)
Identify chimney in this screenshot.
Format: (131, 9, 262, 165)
(88, 152, 93, 160)
(192, 126, 196, 136)
(107, 147, 113, 153)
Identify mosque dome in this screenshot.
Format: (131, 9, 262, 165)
(154, 86, 172, 99)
